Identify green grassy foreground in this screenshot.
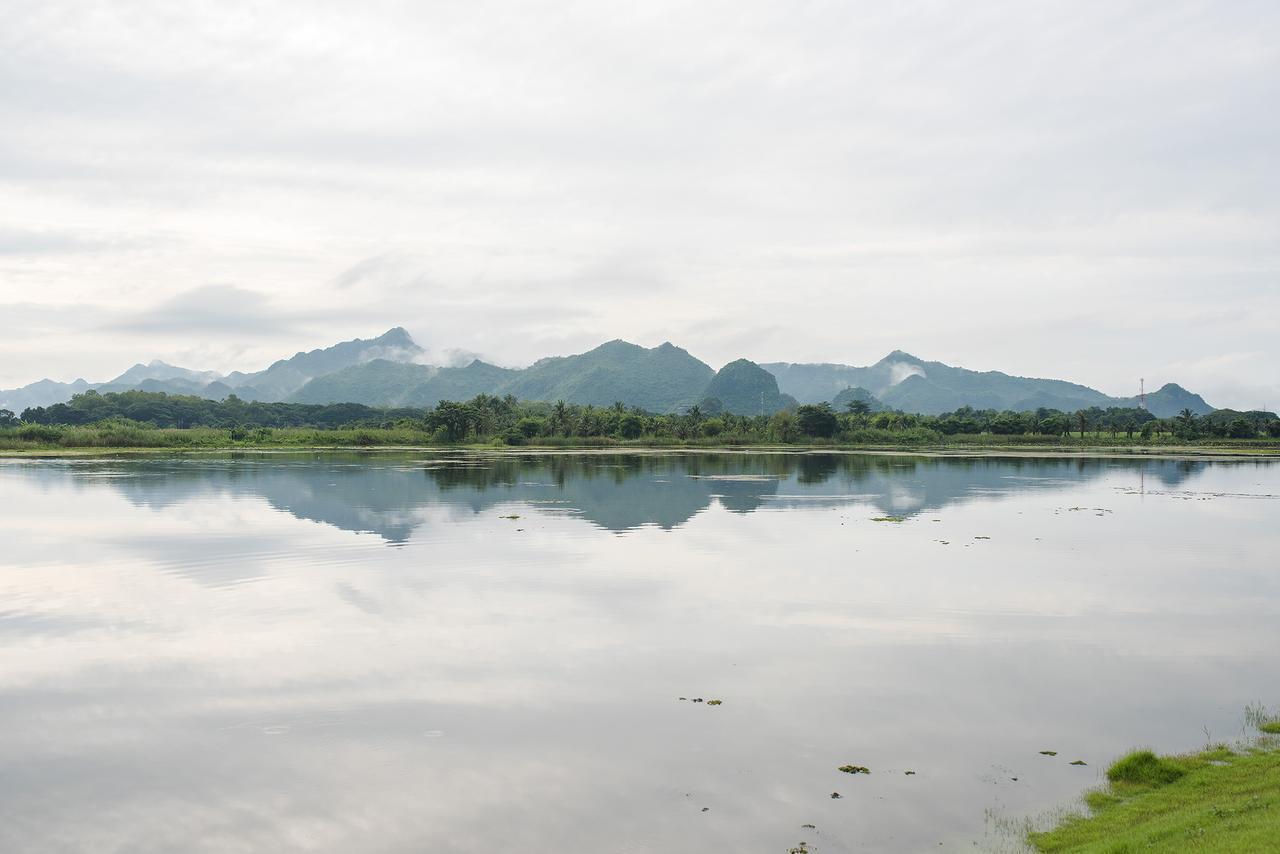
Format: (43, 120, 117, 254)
(1028, 740, 1280, 852)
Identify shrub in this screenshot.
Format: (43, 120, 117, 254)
(1106, 750, 1185, 786)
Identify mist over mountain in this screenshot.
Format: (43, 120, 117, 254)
(0, 327, 1215, 418)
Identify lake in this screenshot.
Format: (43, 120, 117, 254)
(1, 450, 1277, 852)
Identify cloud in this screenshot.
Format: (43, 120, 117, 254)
(888, 362, 926, 386)
(0, 1, 1276, 407)
(106, 285, 308, 336)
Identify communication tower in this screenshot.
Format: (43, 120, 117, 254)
(1139, 378, 1146, 410)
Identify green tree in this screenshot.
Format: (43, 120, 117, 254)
(1227, 417, 1255, 439)
(1174, 408, 1198, 439)
(429, 400, 473, 441)
(796, 403, 838, 438)
(617, 413, 644, 439)
(767, 410, 799, 442)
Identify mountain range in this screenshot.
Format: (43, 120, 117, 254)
(1, 327, 1215, 418)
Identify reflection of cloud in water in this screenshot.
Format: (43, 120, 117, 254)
(0, 452, 1277, 852)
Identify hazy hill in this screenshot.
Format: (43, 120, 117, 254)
(288, 343, 709, 412)
(700, 359, 795, 415)
(108, 360, 223, 387)
(223, 327, 424, 401)
(763, 351, 1211, 417)
(0, 377, 92, 412)
(288, 359, 435, 406)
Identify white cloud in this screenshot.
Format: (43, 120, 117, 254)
(0, 0, 1277, 408)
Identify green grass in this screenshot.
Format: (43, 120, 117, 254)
(1028, 743, 1280, 852)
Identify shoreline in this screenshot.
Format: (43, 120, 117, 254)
(3, 442, 1279, 460)
(1026, 733, 1280, 851)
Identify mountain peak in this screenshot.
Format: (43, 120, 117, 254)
(375, 327, 417, 347)
(879, 349, 923, 364)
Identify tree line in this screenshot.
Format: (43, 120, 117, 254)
(5, 389, 1278, 444)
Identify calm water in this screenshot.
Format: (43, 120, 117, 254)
(1, 451, 1277, 852)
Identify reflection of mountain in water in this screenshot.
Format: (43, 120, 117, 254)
(20, 452, 1214, 543)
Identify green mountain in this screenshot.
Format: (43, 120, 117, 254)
(700, 359, 795, 415)
(500, 340, 713, 412)
(402, 360, 518, 407)
(3, 327, 1220, 419)
(831, 386, 886, 412)
(1113, 383, 1213, 418)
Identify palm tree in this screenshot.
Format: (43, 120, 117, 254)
(551, 400, 569, 435)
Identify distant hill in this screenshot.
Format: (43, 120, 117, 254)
(763, 351, 1212, 417)
(0, 377, 92, 412)
(288, 342, 712, 412)
(1113, 383, 1213, 418)
(700, 359, 795, 415)
(107, 360, 222, 388)
(2, 327, 1217, 418)
(288, 359, 435, 406)
(223, 327, 424, 401)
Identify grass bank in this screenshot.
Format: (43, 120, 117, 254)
(3, 424, 1279, 457)
(1029, 729, 1280, 852)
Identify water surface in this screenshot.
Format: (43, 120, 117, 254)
(1, 451, 1277, 852)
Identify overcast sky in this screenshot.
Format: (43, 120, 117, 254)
(2, 0, 1277, 408)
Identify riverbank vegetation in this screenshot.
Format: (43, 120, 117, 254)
(3, 390, 1279, 452)
(1028, 741, 1280, 851)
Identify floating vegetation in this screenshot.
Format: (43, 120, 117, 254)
(974, 535, 991, 539)
(1069, 759, 1088, 766)
(1039, 750, 1058, 756)
(871, 516, 906, 523)
(800, 824, 816, 829)
(499, 514, 521, 519)
(904, 770, 916, 776)
(706, 699, 723, 706)
(787, 843, 810, 854)
(838, 764, 870, 775)
(829, 792, 841, 799)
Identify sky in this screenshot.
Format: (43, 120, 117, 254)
(1, 0, 1277, 409)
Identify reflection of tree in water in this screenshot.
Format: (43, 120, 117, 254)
(22, 451, 1221, 543)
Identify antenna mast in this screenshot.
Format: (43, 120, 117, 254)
(1139, 378, 1146, 410)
